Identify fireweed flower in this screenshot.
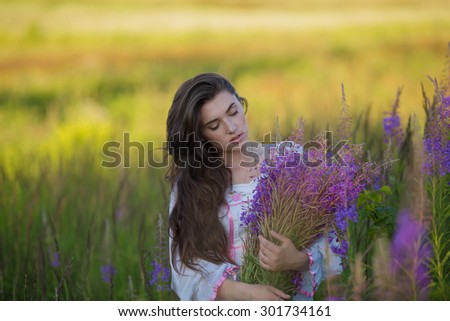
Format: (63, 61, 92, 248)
(329, 232, 349, 256)
(383, 89, 404, 145)
(240, 126, 379, 294)
(100, 265, 116, 284)
(149, 260, 170, 292)
(391, 211, 432, 297)
(445, 141, 450, 174)
(241, 138, 378, 255)
(51, 251, 60, 268)
(441, 95, 450, 128)
(423, 93, 450, 176)
(383, 115, 403, 144)
(334, 204, 357, 231)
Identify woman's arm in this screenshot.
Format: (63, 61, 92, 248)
(171, 251, 291, 301)
(258, 232, 343, 299)
(216, 279, 290, 301)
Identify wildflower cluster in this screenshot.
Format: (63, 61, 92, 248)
(145, 213, 173, 299)
(240, 120, 380, 294)
(391, 211, 432, 294)
(100, 265, 116, 284)
(370, 210, 432, 300)
(383, 88, 404, 146)
(423, 85, 450, 176)
(148, 260, 170, 292)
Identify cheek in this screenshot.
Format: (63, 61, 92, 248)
(202, 130, 226, 148)
(238, 113, 248, 129)
(202, 130, 218, 143)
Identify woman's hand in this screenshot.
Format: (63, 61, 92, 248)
(217, 279, 290, 301)
(245, 284, 291, 301)
(258, 230, 310, 272)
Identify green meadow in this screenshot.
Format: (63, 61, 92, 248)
(0, 0, 449, 300)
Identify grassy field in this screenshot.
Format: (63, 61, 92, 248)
(0, 0, 449, 300)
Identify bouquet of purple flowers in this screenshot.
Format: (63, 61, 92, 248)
(240, 119, 380, 295)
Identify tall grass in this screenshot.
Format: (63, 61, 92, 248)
(0, 149, 172, 300)
(318, 66, 449, 301)
(421, 78, 450, 300)
(0, 0, 449, 300)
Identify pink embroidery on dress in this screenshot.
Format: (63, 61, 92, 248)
(226, 204, 238, 260)
(295, 249, 318, 297)
(209, 203, 243, 301)
(231, 192, 242, 202)
(209, 266, 240, 301)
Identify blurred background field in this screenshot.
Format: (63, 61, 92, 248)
(0, 0, 449, 300)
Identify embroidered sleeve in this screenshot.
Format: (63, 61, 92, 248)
(293, 236, 343, 299)
(170, 253, 238, 301)
(293, 239, 323, 298)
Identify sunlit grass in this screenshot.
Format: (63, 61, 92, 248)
(0, 0, 448, 300)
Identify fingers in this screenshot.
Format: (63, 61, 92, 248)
(258, 236, 276, 270)
(270, 230, 289, 243)
(258, 234, 278, 253)
(259, 232, 284, 271)
(259, 231, 291, 250)
(258, 249, 273, 271)
(268, 286, 291, 300)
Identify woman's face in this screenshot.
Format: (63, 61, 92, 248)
(199, 90, 248, 154)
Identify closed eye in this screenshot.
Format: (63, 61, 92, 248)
(204, 103, 238, 131)
(229, 106, 238, 116)
(209, 123, 219, 131)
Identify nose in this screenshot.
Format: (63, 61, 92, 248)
(224, 118, 237, 134)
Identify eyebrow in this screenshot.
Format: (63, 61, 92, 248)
(204, 103, 236, 127)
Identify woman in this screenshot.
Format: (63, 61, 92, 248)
(166, 73, 342, 300)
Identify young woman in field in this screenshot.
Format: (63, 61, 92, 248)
(166, 73, 342, 300)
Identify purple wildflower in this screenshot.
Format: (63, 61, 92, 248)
(383, 115, 403, 144)
(241, 114, 379, 294)
(442, 95, 450, 105)
(100, 265, 116, 284)
(149, 260, 170, 292)
(328, 230, 348, 256)
(115, 207, 125, 221)
(334, 204, 357, 231)
(240, 209, 258, 230)
(291, 270, 303, 292)
(331, 238, 348, 256)
(241, 136, 377, 257)
(423, 137, 448, 176)
(51, 251, 60, 268)
(445, 141, 450, 173)
(441, 95, 450, 128)
(391, 210, 432, 296)
(370, 173, 381, 191)
(423, 92, 450, 176)
(383, 89, 404, 145)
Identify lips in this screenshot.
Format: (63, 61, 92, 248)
(230, 133, 243, 143)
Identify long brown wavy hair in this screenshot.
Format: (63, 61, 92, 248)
(166, 73, 248, 272)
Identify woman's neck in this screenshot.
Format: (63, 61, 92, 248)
(224, 147, 263, 185)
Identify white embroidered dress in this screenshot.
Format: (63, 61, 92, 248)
(169, 177, 343, 301)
